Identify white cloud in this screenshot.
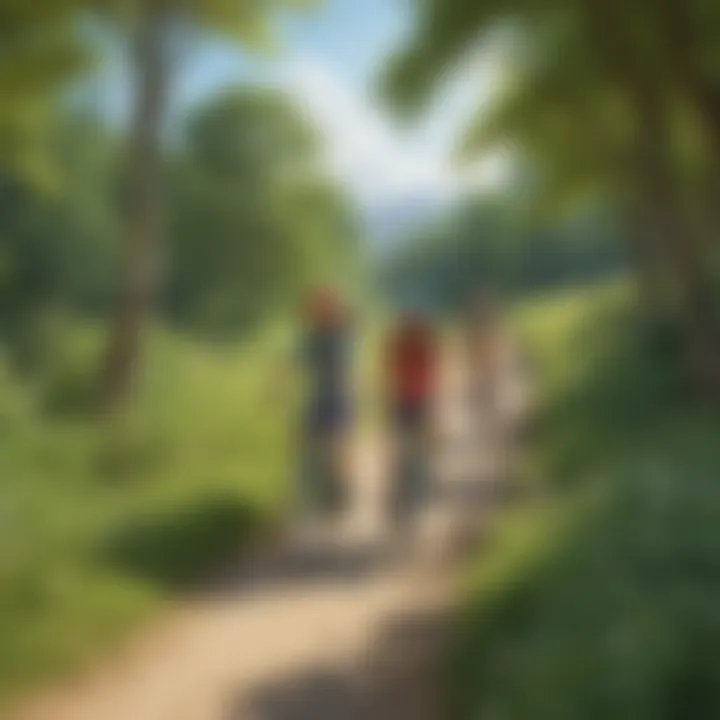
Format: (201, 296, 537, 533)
(281, 56, 509, 212)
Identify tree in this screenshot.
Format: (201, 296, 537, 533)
(0, 0, 88, 184)
(381, 0, 720, 389)
(102, 0, 313, 411)
(379, 197, 623, 313)
(0, 113, 119, 371)
(457, 17, 677, 311)
(166, 87, 356, 339)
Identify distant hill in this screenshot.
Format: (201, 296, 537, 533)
(362, 191, 449, 251)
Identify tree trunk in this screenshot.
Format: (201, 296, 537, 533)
(103, 0, 169, 412)
(583, 0, 720, 392)
(625, 199, 670, 315)
(653, 0, 720, 165)
(629, 68, 720, 391)
(652, 0, 720, 251)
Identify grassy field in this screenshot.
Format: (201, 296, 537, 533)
(0, 323, 294, 704)
(449, 283, 720, 719)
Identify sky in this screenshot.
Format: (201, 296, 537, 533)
(98, 0, 510, 228)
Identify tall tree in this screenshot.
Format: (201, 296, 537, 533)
(103, 0, 170, 411)
(102, 0, 312, 411)
(167, 87, 355, 338)
(382, 0, 720, 388)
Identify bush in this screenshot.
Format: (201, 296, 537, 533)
(100, 493, 261, 588)
(0, 325, 289, 704)
(40, 357, 101, 417)
(450, 286, 720, 720)
(35, 322, 103, 417)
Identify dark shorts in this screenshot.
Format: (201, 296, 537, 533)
(305, 396, 352, 437)
(390, 399, 431, 431)
(299, 397, 350, 515)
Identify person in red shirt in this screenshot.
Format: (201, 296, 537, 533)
(384, 309, 439, 529)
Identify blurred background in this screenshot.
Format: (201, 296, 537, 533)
(2, 0, 720, 716)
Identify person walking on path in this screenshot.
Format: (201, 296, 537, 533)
(384, 308, 440, 535)
(463, 292, 532, 490)
(463, 292, 503, 423)
(297, 286, 355, 524)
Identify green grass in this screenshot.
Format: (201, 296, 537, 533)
(449, 283, 720, 719)
(0, 323, 293, 705)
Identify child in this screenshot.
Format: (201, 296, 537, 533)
(385, 309, 439, 530)
(464, 292, 531, 490)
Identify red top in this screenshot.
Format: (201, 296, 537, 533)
(386, 321, 437, 405)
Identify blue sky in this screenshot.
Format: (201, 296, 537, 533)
(176, 0, 408, 106)
(98, 0, 509, 215)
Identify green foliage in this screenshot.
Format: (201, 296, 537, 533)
(167, 86, 357, 339)
(0, 113, 119, 360)
(379, 198, 625, 312)
(101, 492, 260, 587)
(0, 85, 354, 359)
(383, 0, 720, 358)
(450, 285, 720, 719)
(0, 325, 290, 703)
(0, 0, 90, 184)
(459, 19, 638, 215)
(380, 0, 521, 115)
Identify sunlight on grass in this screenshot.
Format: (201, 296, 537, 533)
(0, 325, 291, 703)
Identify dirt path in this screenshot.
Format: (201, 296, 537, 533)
(10, 349, 508, 720)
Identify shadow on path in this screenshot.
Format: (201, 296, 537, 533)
(202, 534, 393, 600)
(225, 604, 450, 720)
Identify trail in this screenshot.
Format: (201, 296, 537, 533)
(11, 346, 517, 720)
